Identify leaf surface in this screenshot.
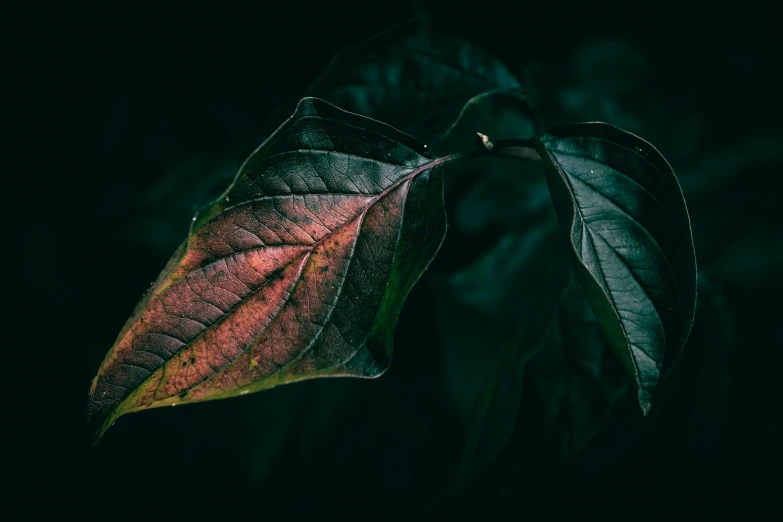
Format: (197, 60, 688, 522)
(130, 17, 528, 260)
(309, 14, 525, 142)
(533, 123, 697, 413)
(448, 233, 571, 490)
(88, 97, 447, 440)
(523, 279, 630, 459)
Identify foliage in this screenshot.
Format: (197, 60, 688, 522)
(81, 14, 775, 510)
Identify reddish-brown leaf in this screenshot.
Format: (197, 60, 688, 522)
(88, 98, 447, 440)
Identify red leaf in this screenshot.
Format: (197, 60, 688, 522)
(88, 98, 447, 440)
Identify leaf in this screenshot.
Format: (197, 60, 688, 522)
(308, 14, 526, 142)
(88, 97, 447, 440)
(128, 17, 529, 259)
(532, 123, 697, 413)
(423, 90, 560, 488)
(522, 279, 630, 460)
(447, 229, 572, 491)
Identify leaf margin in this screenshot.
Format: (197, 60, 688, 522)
(532, 122, 697, 413)
(88, 97, 448, 442)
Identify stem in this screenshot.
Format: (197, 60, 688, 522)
(433, 137, 540, 169)
(493, 139, 541, 161)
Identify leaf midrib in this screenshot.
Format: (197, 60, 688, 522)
(568, 173, 678, 303)
(543, 146, 641, 398)
(549, 148, 668, 211)
(109, 158, 442, 417)
(160, 179, 415, 404)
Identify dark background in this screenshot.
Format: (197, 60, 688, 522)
(31, 3, 780, 517)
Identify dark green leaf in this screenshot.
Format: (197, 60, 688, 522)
(523, 279, 630, 459)
(417, 92, 551, 483)
(533, 124, 697, 413)
(447, 228, 571, 490)
(418, 90, 563, 488)
(309, 14, 526, 142)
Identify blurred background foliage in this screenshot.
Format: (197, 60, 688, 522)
(34, 2, 780, 517)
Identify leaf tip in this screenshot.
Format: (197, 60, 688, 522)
(88, 407, 124, 447)
(87, 376, 124, 447)
(637, 388, 653, 417)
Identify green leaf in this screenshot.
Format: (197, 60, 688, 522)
(533, 123, 697, 413)
(523, 279, 630, 459)
(308, 14, 526, 142)
(87, 97, 447, 441)
(422, 90, 559, 488)
(447, 227, 571, 491)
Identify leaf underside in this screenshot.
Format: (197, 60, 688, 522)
(88, 98, 447, 440)
(533, 124, 696, 413)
